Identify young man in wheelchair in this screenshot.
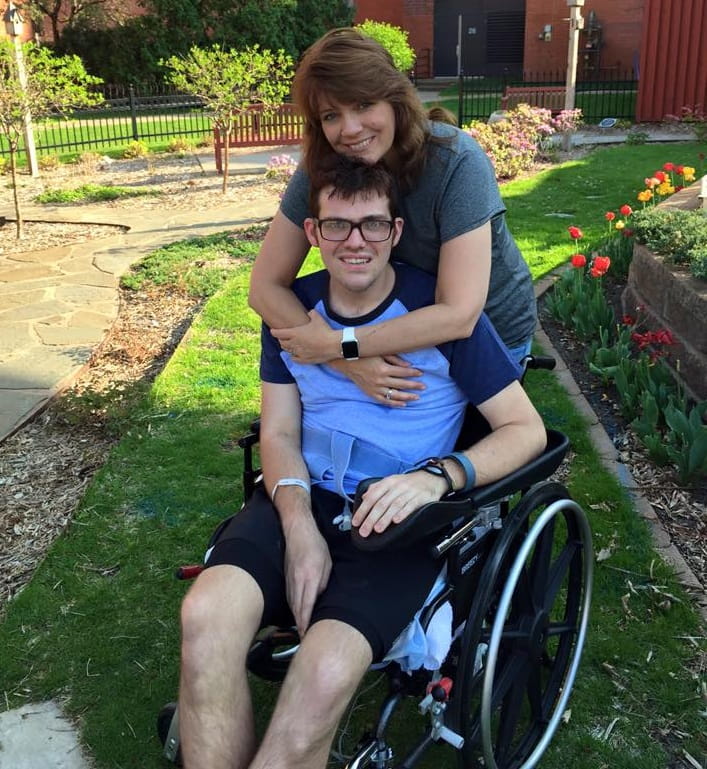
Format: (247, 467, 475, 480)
(177, 158, 547, 769)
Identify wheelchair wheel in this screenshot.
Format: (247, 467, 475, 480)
(450, 481, 593, 769)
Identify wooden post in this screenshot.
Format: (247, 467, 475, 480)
(563, 0, 585, 151)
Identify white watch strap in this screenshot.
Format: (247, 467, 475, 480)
(342, 326, 357, 343)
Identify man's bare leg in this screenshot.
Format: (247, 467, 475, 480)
(179, 565, 263, 769)
(249, 619, 373, 769)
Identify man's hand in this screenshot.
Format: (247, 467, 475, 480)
(283, 516, 332, 636)
(351, 471, 447, 538)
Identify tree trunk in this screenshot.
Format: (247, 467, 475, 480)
(9, 146, 24, 239)
(221, 122, 231, 194)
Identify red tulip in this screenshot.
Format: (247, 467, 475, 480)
(568, 225, 583, 239)
(593, 255, 611, 273)
(590, 255, 611, 278)
(571, 253, 587, 268)
(605, 211, 616, 221)
(619, 204, 633, 216)
(663, 162, 674, 172)
(654, 171, 667, 183)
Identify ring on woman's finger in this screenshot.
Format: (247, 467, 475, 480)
(385, 387, 393, 400)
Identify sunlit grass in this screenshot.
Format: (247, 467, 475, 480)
(0, 144, 704, 769)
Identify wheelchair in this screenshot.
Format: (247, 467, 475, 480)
(157, 355, 593, 769)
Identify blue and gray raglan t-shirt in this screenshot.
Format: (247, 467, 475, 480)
(260, 263, 521, 497)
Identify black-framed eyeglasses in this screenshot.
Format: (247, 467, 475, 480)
(316, 218, 394, 243)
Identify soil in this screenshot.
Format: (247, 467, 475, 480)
(0, 147, 704, 619)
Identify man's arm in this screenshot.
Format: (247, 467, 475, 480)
(352, 381, 546, 537)
(260, 381, 332, 635)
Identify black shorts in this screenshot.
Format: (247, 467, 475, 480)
(205, 486, 440, 662)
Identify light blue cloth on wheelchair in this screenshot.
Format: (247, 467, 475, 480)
(379, 569, 454, 673)
(304, 427, 410, 531)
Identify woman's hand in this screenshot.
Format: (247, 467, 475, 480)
(272, 310, 339, 364)
(330, 355, 425, 407)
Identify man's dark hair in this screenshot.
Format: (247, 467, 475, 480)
(309, 157, 399, 218)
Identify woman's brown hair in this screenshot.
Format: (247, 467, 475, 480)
(292, 28, 432, 192)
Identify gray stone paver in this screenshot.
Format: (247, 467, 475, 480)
(0, 299, 72, 322)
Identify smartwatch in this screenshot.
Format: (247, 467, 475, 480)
(341, 327, 360, 360)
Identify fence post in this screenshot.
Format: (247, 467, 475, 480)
(457, 69, 464, 128)
(129, 85, 139, 141)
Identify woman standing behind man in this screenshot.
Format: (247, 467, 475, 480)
(249, 27, 536, 407)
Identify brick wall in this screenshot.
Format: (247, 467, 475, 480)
(524, 0, 643, 76)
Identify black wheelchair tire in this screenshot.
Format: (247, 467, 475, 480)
(449, 481, 592, 769)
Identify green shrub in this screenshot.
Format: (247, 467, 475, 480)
(167, 138, 193, 154)
(122, 140, 149, 159)
(35, 184, 159, 204)
(689, 246, 707, 279)
(631, 207, 707, 278)
(38, 154, 61, 171)
(626, 130, 649, 145)
(355, 20, 415, 72)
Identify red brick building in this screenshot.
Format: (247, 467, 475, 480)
(353, 0, 707, 120)
(353, 0, 643, 78)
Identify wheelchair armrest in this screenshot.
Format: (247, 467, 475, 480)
(350, 429, 569, 552)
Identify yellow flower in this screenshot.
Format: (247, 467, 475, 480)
(637, 189, 653, 202)
(614, 220, 626, 230)
(657, 181, 674, 196)
(682, 166, 696, 182)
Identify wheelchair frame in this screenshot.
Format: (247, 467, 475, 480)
(158, 356, 594, 769)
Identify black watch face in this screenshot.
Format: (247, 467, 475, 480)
(342, 340, 359, 359)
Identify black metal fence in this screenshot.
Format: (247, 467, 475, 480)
(1, 73, 639, 160)
(0, 83, 211, 159)
(458, 69, 638, 125)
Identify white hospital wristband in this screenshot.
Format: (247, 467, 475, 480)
(271, 477, 311, 502)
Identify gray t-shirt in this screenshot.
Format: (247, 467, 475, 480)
(279, 122, 537, 348)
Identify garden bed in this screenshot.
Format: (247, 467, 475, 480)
(540, 274, 706, 593)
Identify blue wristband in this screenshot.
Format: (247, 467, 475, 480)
(443, 452, 476, 493)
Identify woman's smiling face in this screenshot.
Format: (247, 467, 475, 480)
(318, 97, 396, 165)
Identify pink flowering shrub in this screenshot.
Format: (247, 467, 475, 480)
(465, 104, 582, 180)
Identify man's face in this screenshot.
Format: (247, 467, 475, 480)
(304, 187, 403, 298)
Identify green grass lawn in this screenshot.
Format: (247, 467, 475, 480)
(0, 142, 704, 769)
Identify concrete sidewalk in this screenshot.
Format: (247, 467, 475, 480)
(0, 148, 296, 443)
